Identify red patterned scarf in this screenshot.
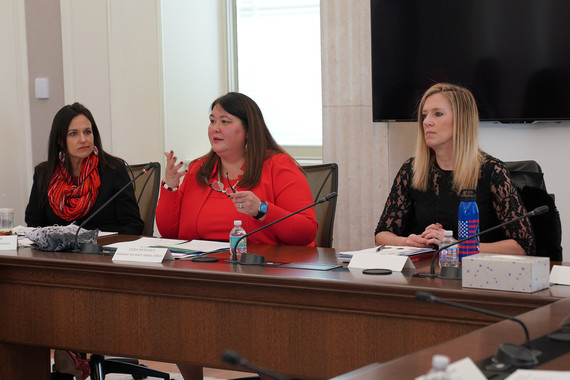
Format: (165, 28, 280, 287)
(48, 154, 101, 221)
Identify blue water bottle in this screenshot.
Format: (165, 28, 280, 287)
(458, 189, 479, 263)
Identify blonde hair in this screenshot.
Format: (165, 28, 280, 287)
(412, 83, 483, 192)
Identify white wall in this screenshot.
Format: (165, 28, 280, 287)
(0, 0, 33, 227)
(162, 1, 228, 162)
(60, 0, 163, 165)
(60, 0, 228, 165)
(321, 1, 391, 251)
(24, 0, 65, 167)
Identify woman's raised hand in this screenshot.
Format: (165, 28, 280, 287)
(163, 150, 187, 189)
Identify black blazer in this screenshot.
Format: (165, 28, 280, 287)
(25, 159, 144, 235)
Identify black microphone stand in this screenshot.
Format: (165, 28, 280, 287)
(73, 162, 156, 254)
(415, 205, 549, 280)
(226, 192, 338, 265)
(221, 350, 292, 380)
(416, 291, 540, 370)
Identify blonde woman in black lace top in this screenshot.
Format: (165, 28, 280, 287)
(375, 83, 534, 255)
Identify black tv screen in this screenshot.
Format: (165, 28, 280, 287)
(371, 0, 570, 123)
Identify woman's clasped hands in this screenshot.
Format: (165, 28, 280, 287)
(406, 223, 445, 248)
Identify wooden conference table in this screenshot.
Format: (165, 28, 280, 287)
(332, 297, 570, 379)
(0, 235, 568, 379)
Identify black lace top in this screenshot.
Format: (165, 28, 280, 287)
(375, 153, 535, 255)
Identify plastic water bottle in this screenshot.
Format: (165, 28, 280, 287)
(229, 220, 247, 261)
(458, 189, 479, 263)
(418, 355, 451, 380)
(439, 230, 458, 268)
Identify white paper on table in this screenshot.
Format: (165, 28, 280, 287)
(550, 265, 570, 286)
(98, 231, 118, 237)
(447, 357, 487, 379)
(506, 369, 570, 379)
(348, 252, 415, 271)
(171, 240, 229, 252)
(104, 237, 187, 249)
(338, 245, 434, 263)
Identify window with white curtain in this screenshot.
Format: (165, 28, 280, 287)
(234, 0, 322, 148)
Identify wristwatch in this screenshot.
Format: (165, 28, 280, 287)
(254, 201, 268, 220)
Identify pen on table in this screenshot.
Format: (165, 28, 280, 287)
(376, 244, 386, 252)
(175, 248, 229, 260)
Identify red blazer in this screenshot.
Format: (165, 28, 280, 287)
(156, 153, 318, 246)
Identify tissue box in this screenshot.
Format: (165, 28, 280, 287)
(462, 253, 549, 293)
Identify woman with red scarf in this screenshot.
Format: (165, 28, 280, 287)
(25, 102, 143, 235)
(25, 103, 144, 379)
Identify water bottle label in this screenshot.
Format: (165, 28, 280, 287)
(458, 218, 479, 261)
(439, 247, 458, 267)
(439, 249, 449, 265)
(230, 236, 247, 255)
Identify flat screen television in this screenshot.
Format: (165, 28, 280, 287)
(371, 0, 570, 123)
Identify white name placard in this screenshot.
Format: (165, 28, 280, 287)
(112, 246, 174, 263)
(0, 235, 18, 250)
(348, 252, 415, 272)
(550, 265, 570, 286)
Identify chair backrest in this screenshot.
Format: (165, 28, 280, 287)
(127, 162, 161, 236)
(302, 163, 339, 248)
(504, 160, 562, 261)
(504, 160, 548, 193)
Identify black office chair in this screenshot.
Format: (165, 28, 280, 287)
(302, 163, 339, 248)
(88, 354, 169, 380)
(504, 160, 547, 193)
(505, 160, 562, 261)
(52, 342, 170, 379)
(128, 162, 161, 236)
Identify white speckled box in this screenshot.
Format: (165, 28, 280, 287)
(462, 253, 550, 293)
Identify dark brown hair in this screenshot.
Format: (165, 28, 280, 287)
(37, 102, 122, 200)
(196, 92, 300, 189)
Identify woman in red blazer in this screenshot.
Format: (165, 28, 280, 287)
(156, 92, 318, 247)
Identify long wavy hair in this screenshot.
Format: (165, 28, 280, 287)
(412, 83, 483, 192)
(196, 92, 300, 189)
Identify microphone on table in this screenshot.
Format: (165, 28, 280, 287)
(415, 291, 540, 370)
(73, 162, 157, 254)
(547, 314, 570, 342)
(415, 205, 549, 280)
(221, 349, 292, 380)
(222, 192, 337, 265)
